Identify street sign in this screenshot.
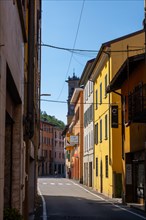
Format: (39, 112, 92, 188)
(70, 135, 78, 144)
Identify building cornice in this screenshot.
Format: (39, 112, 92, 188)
(89, 47, 110, 82)
(70, 88, 83, 104)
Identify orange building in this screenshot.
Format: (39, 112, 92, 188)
(107, 53, 146, 206)
(69, 88, 84, 183)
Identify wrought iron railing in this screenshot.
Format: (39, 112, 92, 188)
(128, 83, 146, 122)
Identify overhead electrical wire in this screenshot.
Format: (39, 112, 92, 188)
(56, 0, 85, 100)
(41, 43, 98, 53)
(40, 98, 120, 105)
(41, 43, 144, 54)
(44, 0, 142, 1)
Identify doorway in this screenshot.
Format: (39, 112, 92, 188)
(4, 112, 13, 208)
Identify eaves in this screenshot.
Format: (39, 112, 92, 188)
(89, 29, 144, 82)
(89, 46, 110, 82)
(70, 88, 83, 105)
(79, 58, 95, 86)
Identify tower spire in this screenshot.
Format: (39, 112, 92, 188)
(73, 68, 75, 77)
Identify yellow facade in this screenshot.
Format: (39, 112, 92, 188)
(92, 55, 121, 197)
(92, 30, 144, 198)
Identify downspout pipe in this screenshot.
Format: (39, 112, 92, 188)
(27, 0, 35, 139)
(38, 0, 42, 147)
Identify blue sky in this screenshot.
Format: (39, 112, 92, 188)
(41, 0, 144, 124)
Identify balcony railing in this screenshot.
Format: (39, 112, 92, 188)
(128, 83, 146, 122)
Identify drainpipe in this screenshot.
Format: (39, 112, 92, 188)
(144, 0, 146, 61)
(144, 0, 146, 212)
(103, 51, 111, 165)
(27, 0, 35, 139)
(107, 52, 114, 197)
(24, 1, 35, 219)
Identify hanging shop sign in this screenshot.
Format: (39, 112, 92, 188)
(111, 105, 118, 128)
(70, 135, 79, 145)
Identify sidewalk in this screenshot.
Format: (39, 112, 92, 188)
(80, 182, 145, 212)
(34, 194, 43, 220)
(126, 203, 144, 211)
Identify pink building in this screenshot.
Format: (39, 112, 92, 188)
(39, 120, 65, 176)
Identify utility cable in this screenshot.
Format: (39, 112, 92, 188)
(56, 0, 85, 100)
(41, 43, 144, 54)
(40, 98, 120, 105)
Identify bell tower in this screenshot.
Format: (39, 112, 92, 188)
(66, 72, 80, 125)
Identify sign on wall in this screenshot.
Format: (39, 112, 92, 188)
(70, 135, 78, 144)
(111, 105, 118, 128)
(126, 164, 132, 185)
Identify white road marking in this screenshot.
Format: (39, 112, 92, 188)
(48, 182, 72, 186)
(42, 182, 47, 185)
(72, 182, 104, 201)
(38, 186, 47, 220)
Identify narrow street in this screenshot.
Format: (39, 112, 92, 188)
(37, 177, 146, 220)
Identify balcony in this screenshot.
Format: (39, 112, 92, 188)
(128, 84, 146, 123)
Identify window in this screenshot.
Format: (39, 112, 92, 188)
(49, 150, 52, 159)
(75, 107, 79, 122)
(95, 89, 98, 109)
(86, 135, 88, 152)
(100, 83, 102, 104)
(69, 87, 74, 97)
(89, 82, 90, 95)
(91, 130, 93, 149)
(96, 157, 98, 176)
(105, 114, 108, 140)
(43, 124, 46, 131)
(90, 104, 93, 122)
(105, 155, 108, 178)
(84, 111, 87, 128)
(84, 89, 86, 103)
(84, 136, 86, 153)
(90, 81, 93, 93)
(86, 84, 88, 100)
(104, 75, 107, 98)
(94, 123, 98, 145)
(89, 132, 90, 150)
(100, 119, 102, 143)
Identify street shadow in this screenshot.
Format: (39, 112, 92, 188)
(34, 195, 146, 220)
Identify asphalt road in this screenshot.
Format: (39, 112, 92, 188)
(38, 177, 146, 220)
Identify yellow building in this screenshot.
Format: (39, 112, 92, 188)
(90, 29, 144, 198)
